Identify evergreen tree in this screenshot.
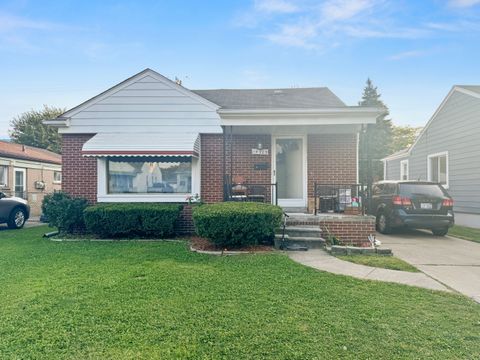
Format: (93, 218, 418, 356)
(358, 79, 393, 183)
(9, 105, 64, 154)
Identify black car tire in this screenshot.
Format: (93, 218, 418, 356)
(376, 212, 392, 234)
(7, 207, 27, 229)
(432, 228, 449, 236)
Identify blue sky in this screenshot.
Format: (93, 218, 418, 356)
(1, 0, 480, 138)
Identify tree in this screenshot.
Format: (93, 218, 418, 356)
(358, 79, 393, 183)
(9, 105, 64, 154)
(390, 125, 422, 153)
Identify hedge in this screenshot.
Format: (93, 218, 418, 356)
(192, 202, 283, 248)
(42, 192, 88, 234)
(84, 203, 182, 238)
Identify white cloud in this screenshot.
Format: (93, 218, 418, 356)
(320, 0, 376, 21)
(448, 0, 480, 8)
(254, 0, 299, 13)
(0, 13, 55, 32)
(237, 0, 480, 50)
(264, 22, 318, 48)
(388, 50, 427, 60)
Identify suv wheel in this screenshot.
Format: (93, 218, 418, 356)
(376, 212, 391, 234)
(432, 228, 449, 236)
(7, 207, 26, 229)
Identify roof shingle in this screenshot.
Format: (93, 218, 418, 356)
(0, 141, 61, 165)
(192, 87, 346, 109)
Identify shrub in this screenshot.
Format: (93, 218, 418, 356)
(42, 192, 88, 234)
(84, 203, 182, 238)
(192, 202, 283, 248)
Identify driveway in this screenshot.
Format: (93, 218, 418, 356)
(0, 218, 44, 231)
(377, 229, 480, 303)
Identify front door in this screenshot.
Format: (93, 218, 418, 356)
(14, 168, 26, 199)
(273, 137, 306, 207)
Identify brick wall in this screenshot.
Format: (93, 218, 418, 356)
(201, 133, 272, 203)
(200, 134, 224, 203)
(175, 205, 196, 235)
(307, 133, 357, 211)
(61, 134, 97, 203)
(287, 215, 375, 246)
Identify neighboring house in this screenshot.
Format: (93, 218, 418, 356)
(0, 140, 62, 216)
(45, 68, 383, 241)
(383, 85, 480, 228)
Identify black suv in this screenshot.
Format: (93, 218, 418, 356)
(369, 181, 454, 236)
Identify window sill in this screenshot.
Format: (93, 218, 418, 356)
(98, 193, 189, 203)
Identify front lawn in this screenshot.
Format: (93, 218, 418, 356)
(1, 227, 479, 359)
(449, 225, 480, 244)
(337, 255, 419, 272)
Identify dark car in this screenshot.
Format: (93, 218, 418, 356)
(369, 181, 454, 236)
(0, 192, 30, 229)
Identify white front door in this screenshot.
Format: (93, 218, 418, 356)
(14, 168, 26, 199)
(272, 136, 307, 207)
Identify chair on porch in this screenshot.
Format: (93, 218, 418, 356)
(247, 185, 266, 203)
(230, 175, 248, 201)
(317, 185, 337, 213)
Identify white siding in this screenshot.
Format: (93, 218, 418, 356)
(384, 156, 407, 180)
(59, 73, 222, 134)
(407, 91, 480, 214)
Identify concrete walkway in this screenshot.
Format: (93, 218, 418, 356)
(288, 249, 450, 292)
(377, 229, 480, 303)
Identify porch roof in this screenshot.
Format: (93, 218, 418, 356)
(217, 107, 384, 126)
(81, 133, 200, 157)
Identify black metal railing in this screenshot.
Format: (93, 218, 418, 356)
(224, 180, 278, 205)
(314, 183, 365, 215)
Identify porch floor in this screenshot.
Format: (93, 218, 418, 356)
(285, 212, 374, 222)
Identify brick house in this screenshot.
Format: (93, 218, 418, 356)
(46, 69, 382, 244)
(0, 141, 62, 216)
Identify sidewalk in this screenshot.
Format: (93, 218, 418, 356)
(288, 249, 450, 292)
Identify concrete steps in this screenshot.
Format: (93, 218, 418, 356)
(275, 226, 325, 251)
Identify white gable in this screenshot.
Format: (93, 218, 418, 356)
(57, 69, 222, 134)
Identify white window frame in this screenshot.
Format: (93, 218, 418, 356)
(427, 151, 449, 188)
(400, 159, 409, 181)
(0, 165, 8, 187)
(97, 157, 201, 203)
(53, 171, 62, 184)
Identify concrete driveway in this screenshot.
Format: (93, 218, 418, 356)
(377, 229, 480, 303)
(0, 218, 44, 231)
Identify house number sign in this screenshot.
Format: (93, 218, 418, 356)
(252, 148, 269, 155)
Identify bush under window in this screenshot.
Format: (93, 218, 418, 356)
(84, 203, 182, 238)
(192, 202, 283, 248)
(42, 192, 88, 234)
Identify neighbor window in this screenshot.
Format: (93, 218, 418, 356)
(0, 165, 7, 186)
(107, 157, 192, 194)
(53, 171, 62, 183)
(428, 152, 448, 187)
(400, 160, 409, 181)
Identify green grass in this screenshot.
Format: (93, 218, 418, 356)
(449, 225, 480, 244)
(1, 226, 479, 359)
(337, 255, 420, 272)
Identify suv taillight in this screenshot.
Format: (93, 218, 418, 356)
(442, 199, 454, 207)
(393, 196, 412, 206)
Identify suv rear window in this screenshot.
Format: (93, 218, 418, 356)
(399, 183, 447, 198)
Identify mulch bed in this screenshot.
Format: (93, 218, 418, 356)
(188, 236, 274, 252)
